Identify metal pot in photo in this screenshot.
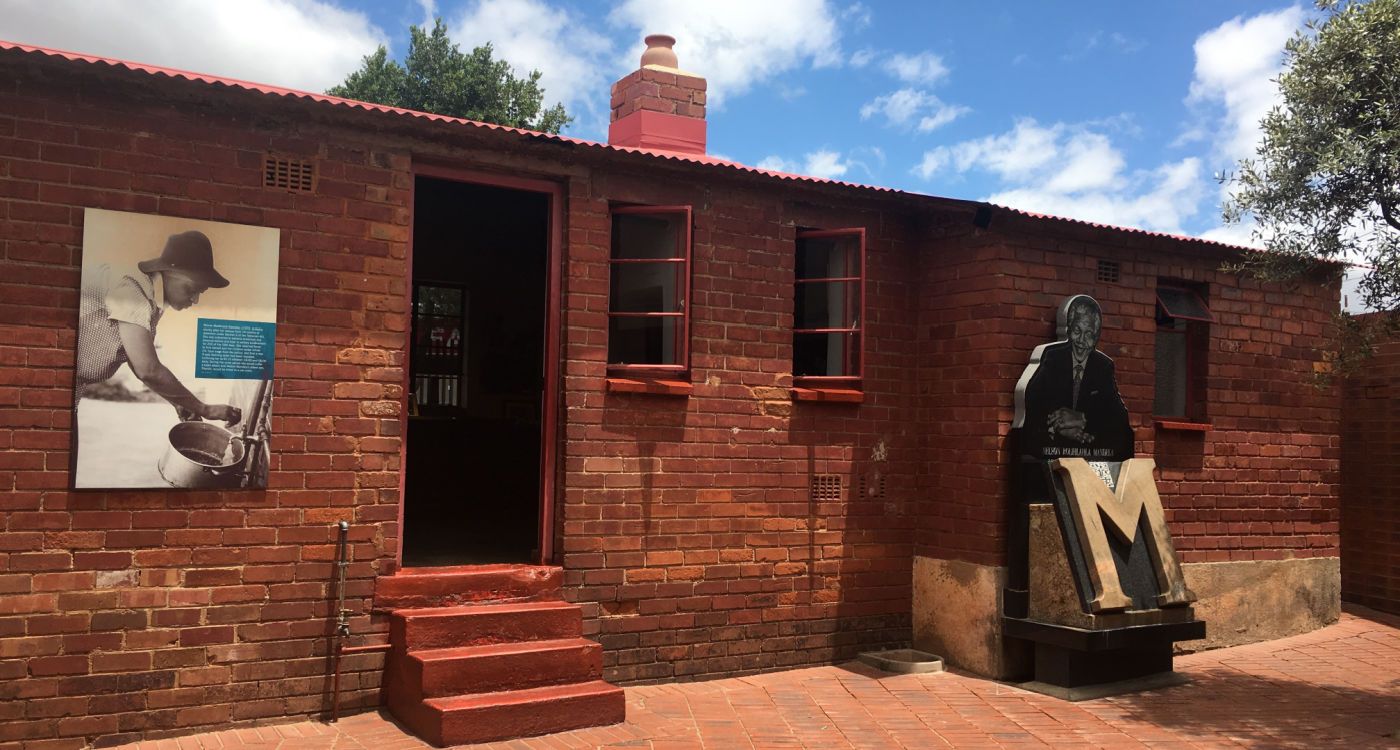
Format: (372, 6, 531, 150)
(158, 420, 247, 488)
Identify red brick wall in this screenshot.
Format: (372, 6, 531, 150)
(914, 217, 1341, 567)
(0, 54, 925, 744)
(558, 169, 919, 682)
(1341, 333, 1400, 615)
(1, 58, 413, 747)
(914, 224, 1015, 567)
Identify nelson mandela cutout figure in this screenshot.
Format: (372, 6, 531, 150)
(1014, 295, 1132, 462)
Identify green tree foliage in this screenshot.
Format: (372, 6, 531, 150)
(328, 19, 570, 134)
(1223, 0, 1400, 370)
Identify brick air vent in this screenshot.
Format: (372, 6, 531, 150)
(857, 473, 886, 500)
(810, 475, 844, 502)
(1097, 259, 1121, 284)
(263, 155, 315, 192)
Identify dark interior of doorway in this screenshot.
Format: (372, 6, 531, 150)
(403, 176, 548, 567)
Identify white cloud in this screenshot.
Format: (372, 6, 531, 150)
(804, 149, 849, 179)
(841, 2, 874, 29)
(1186, 7, 1305, 239)
(882, 51, 949, 85)
(1109, 32, 1146, 54)
(450, 0, 614, 130)
(1042, 132, 1124, 193)
(777, 84, 808, 102)
(1187, 6, 1305, 163)
(1063, 30, 1146, 61)
(986, 157, 1204, 234)
(757, 155, 795, 172)
(917, 103, 971, 132)
(0, 0, 385, 93)
(414, 0, 438, 29)
(849, 48, 876, 67)
(860, 89, 922, 124)
(918, 118, 1060, 180)
(608, 0, 845, 106)
(916, 118, 1206, 234)
(913, 150, 949, 181)
(1196, 223, 1260, 248)
(860, 88, 969, 132)
(758, 149, 850, 179)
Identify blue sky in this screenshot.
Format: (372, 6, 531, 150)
(5, 1, 1313, 246)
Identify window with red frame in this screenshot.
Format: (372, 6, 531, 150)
(1154, 283, 1213, 421)
(793, 228, 865, 383)
(608, 206, 692, 372)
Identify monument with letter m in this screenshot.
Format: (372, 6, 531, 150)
(1004, 294, 1205, 699)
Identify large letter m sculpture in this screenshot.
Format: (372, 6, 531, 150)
(1051, 457, 1197, 613)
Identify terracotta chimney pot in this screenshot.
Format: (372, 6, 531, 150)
(640, 34, 679, 69)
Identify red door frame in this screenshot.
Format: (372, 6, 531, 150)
(397, 162, 565, 567)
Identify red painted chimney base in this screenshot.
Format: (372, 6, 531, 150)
(608, 110, 707, 155)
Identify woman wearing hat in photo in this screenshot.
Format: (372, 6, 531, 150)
(75, 230, 243, 428)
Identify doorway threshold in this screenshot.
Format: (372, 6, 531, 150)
(375, 564, 562, 611)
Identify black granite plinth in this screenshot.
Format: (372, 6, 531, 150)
(1003, 617, 1205, 693)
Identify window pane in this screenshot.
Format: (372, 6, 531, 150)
(1157, 287, 1212, 322)
(608, 315, 681, 366)
(1154, 327, 1187, 417)
(414, 374, 460, 408)
(794, 331, 860, 377)
(613, 213, 683, 259)
(796, 235, 858, 279)
(416, 285, 462, 316)
(610, 262, 681, 313)
(795, 280, 857, 330)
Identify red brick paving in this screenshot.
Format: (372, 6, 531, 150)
(112, 608, 1400, 749)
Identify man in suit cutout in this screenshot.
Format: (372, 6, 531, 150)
(1020, 295, 1131, 459)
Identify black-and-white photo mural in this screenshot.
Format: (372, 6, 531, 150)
(72, 208, 279, 490)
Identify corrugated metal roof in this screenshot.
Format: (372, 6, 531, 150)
(0, 39, 908, 197)
(0, 38, 1256, 254)
(994, 206, 1258, 253)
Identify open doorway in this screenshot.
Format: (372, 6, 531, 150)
(403, 175, 550, 567)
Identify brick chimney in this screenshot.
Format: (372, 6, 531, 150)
(608, 34, 707, 154)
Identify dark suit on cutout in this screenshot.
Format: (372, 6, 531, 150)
(1021, 341, 1132, 461)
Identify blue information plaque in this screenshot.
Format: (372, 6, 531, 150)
(195, 318, 276, 379)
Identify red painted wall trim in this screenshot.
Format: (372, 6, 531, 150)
(1154, 419, 1213, 432)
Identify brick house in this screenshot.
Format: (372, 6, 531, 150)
(0, 36, 1341, 748)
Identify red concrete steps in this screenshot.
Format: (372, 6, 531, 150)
(393, 600, 583, 650)
(407, 637, 604, 697)
(378, 565, 624, 747)
(374, 564, 563, 610)
(424, 681, 625, 747)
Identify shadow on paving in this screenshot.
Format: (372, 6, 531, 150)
(1099, 667, 1400, 747)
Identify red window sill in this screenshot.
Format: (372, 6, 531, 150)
(605, 377, 693, 396)
(1154, 419, 1212, 432)
(792, 387, 864, 404)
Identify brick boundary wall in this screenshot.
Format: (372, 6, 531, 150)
(1341, 331, 1400, 615)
